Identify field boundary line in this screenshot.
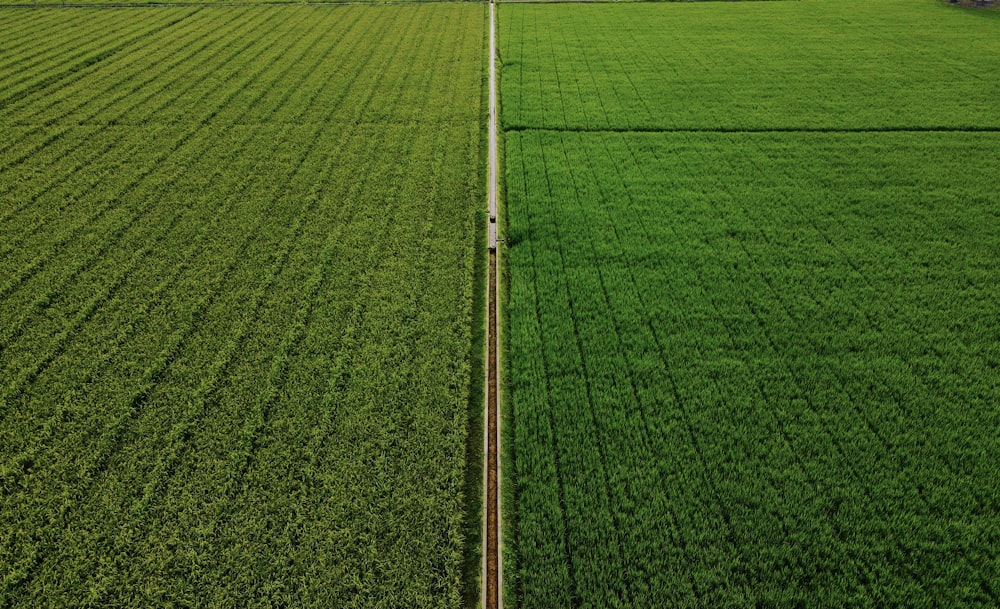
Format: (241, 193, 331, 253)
(505, 125, 1000, 134)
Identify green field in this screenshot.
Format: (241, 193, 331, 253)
(501, 0, 1000, 131)
(503, 1, 1000, 607)
(0, 5, 485, 606)
(4, 0, 1000, 606)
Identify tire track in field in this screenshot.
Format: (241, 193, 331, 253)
(558, 133, 707, 604)
(758, 141, 1000, 516)
(557, 129, 735, 604)
(0, 7, 276, 228)
(607, 133, 839, 589)
(536, 131, 612, 609)
(0, 3, 324, 442)
(0, 107, 290, 598)
(0, 7, 258, 164)
(624, 134, 992, 602)
(516, 135, 579, 609)
(68, 10, 376, 597)
(721, 141, 1000, 599)
(192, 14, 459, 594)
(551, 25, 700, 597)
(0, 8, 54, 41)
(0, 9, 130, 84)
(600, 132, 829, 600)
(701, 139, 993, 512)
(586, 132, 777, 595)
(550, 132, 638, 609)
(0, 9, 157, 96)
(0, 161, 256, 490)
(199, 4, 420, 541)
(0, 9, 197, 111)
(79, 198, 312, 606)
(0, 11, 276, 258)
(268, 11, 482, 585)
(521, 9, 629, 605)
(566, 21, 613, 131)
(0, 7, 282, 236)
(0, 6, 313, 467)
(0, 194, 277, 603)
(683, 181, 948, 597)
(60, 7, 410, 593)
(0, 7, 304, 311)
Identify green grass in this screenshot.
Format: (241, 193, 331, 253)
(502, 1, 1000, 606)
(500, 0, 1000, 131)
(0, 5, 485, 606)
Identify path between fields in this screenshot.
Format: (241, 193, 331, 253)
(484, 1, 503, 609)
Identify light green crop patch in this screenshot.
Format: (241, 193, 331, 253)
(0, 5, 486, 607)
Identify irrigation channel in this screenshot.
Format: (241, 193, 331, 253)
(483, 1, 502, 608)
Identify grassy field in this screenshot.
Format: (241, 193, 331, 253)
(0, 5, 485, 607)
(501, 0, 1000, 131)
(502, 1, 1000, 607)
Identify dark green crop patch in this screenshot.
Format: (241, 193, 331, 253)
(502, 0, 1000, 607)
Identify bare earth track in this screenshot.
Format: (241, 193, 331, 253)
(484, 1, 502, 608)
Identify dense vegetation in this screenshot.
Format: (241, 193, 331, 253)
(0, 5, 485, 606)
(502, 1, 1000, 607)
(501, 0, 1000, 131)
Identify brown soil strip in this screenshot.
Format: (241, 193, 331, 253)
(485, 249, 499, 609)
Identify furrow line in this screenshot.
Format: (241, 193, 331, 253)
(0, 228, 168, 411)
(0, 9, 157, 99)
(81, 200, 304, 606)
(520, 127, 581, 609)
(266, 4, 469, 537)
(621, 134, 907, 593)
(0, 9, 196, 111)
(0, 7, 263, 175)
(0, 116, 275, 491)
(564, 133, 704, 603)
(552, 132, 636, 608)
(760, 143, 1000, 520)
(0, 203, 271, 603)
(726, 145, 1000, 584)
(75, 10, 388, 554)
(0, 8, 128, 82)
(593, 134, 746, 566)
(0, 7, 306, 302)
(205, 4, 424, 533)
(0, 9, 274, 240)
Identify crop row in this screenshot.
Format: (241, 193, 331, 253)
(0, 5, 485, 607)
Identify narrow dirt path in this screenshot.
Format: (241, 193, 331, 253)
(484, 2, 502, 609)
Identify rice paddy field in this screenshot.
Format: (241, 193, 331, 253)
(3, 0, 1000, 606)
(502, 1, 1000, 607)
(0, 5, 486, 607)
